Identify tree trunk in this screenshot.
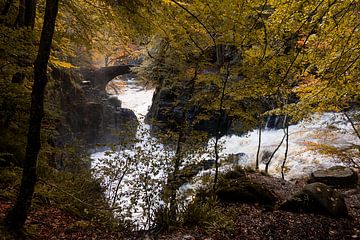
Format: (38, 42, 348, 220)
(5, 0, 59, 231)
(213, 64, 230, 190)
(169, 132, 183, 217)
(15, 0, 36, 28)
(265, 115, 287, 173)
(281, 122, 289, 180)
(25, 0, 36, 28)
(15, 0, 25, 27)
(0, 0, 14, 25)
(1, 0, 14, 16)
(255, 123, 262, 170)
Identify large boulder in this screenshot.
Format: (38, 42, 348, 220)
(308, 166, 358, 188)
(279, 182, 348, 217)
(216, 169, 278, 206)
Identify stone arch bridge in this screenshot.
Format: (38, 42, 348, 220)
(79, 65, 134, 90)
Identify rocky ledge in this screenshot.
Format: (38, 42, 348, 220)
(308, 166, 358, 188)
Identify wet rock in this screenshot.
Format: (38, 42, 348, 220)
(308, 166, 358, 188)
(216, 169, 278, 206)
(227, 152, 248, 165)
(146, 83, 232, 137)
(279, 182, 348, 217)
(176, 164, 205, 186)
(107, 95, 122, 109)
(114, 108, 138, 129)
(51, 68, 139, 148)
(82, 102, 104, 140)
(113, 108, 138, 145)
(170, 160, 216, 190)
(201, 159, 215, 170)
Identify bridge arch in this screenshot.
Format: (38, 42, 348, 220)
(79, 65, 133, 90)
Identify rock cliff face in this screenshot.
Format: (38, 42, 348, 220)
(145, 83, 232, 137)
(50, 68, 138, 149)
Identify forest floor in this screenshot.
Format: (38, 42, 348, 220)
(0, 198, 126, 240)
(1, 172, 360, 239)
(156, 173, 360, 240)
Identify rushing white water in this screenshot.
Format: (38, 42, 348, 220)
(92, 78, 171, 229)
(114, 79, 154, 119)
(92, 78, 359, 229)
(222, 113, 359, 179)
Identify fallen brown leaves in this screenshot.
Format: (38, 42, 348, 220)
(0, 199, 125, 240)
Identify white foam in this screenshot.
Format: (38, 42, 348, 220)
(220, 113, 359, 179)
(114, 79, 154, 119)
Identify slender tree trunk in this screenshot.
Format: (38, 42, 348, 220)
(12, 0, 37, 84)
(15, 0, 36, 28)
(105, 55, 109, 67)
(5, 0, 59, 231)
(264, 133, 285, 173)
(111, 167, 128, 208)
(25, 0, 36, 28)
(213, 64, 230, 190)
(213, 136, 220, 189)
(281, 120, 289, 180)
(255, 122, 262, 170)
(15, 0, 25, 27)
(264, 116, 287, 174)
(169, 132, 182, 216)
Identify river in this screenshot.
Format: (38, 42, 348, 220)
(91, 77, 359, 229)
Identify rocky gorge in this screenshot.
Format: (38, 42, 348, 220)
(48, 67, 139, 165)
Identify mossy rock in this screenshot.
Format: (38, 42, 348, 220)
(308, 166, 358, 188)
(279, 182, 348, 217)
(216, 170, 278, 206)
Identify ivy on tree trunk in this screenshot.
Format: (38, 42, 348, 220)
(5, 0, 59, 231)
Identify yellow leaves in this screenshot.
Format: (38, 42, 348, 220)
(294, 73, 319, 95)
(162, 0, 188, 6)
(185, 67, 197, 78)
(162, 0, 173, 5)
(50, 57, 77, 69)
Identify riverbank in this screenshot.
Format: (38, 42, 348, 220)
(1, 169, 360, 239)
